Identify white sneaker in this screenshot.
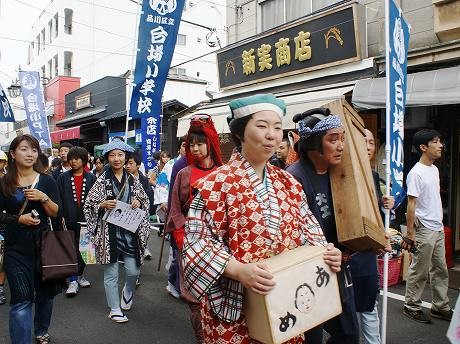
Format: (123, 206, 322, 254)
(120, 287, 133, 311)
(77, 276, 91, 288)
(166, 282, 180, 299)
(144, 247, 152, 260)
(66, 281, 79, 296)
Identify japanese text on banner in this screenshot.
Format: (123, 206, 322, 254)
(129, 0, 186, 168)
(389, 0, 410, 208)
(0, 84, 15, 123)
(19, 71, 51, 149)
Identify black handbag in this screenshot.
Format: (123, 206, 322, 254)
(18, 175, 77, 281)
(40, 218, 78, 282)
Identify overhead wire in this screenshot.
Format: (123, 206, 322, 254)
(74, 0, 137, 15)
(0, 35, 133, 56)
(14, 0, 135, 41)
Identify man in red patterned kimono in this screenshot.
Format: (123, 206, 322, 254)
(182, 94, 343, 344)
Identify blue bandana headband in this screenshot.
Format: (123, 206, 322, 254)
(298, 115, 342, 139)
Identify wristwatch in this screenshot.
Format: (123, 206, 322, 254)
(41, 197, 49, 204)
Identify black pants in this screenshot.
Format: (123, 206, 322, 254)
(304, 265, 360, 344)
(68, 222, 86, 276)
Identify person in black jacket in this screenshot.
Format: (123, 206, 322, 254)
(0, 135, 62, 344)
(126, 152, 154, 260)
(56, 147, 96, 297)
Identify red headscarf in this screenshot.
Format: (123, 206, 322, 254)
(185, 114, 223, 167)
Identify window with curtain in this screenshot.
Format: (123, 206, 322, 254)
(259, 0, 344, 32)
(286, 0, 311, 22)
(260, 0, 285, 32)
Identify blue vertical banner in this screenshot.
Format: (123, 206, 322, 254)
(0, 84, 15, 122)
(130, 0, 186, 169)
(19, 71, 51, 149)
(388, 0, 410, 208)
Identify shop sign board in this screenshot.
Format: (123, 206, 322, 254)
(217, 5, 364, 90)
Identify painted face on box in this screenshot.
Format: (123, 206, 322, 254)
(294, 283, 316, 314)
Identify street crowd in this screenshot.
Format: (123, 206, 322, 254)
(0, 94, 453, 344)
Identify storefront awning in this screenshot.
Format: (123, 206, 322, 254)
(352, 65, 460, 109)
(56, 105, 107, 127)
(50, 126, 81, 143)
(176, 85, 354, 136)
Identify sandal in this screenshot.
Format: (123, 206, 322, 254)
(36, 334, 50, 344)
(121, 287, 133, 311)
(108, 312, 129, 324)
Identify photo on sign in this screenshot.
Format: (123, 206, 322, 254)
(104, 200, 146, 233)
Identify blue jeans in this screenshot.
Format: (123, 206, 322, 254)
(358, 301, 380, 344)
(9, 298, 53, 344)
(103, 255, 139, 310)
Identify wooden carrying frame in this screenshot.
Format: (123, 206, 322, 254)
(326, 98, 387, 252)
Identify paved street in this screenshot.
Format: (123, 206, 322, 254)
(0, 233, 457, 343)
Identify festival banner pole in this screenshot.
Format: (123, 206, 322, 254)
(382, 1, 410, 342)
(382, 1, 391, 342)
(125, 0, 142, 140)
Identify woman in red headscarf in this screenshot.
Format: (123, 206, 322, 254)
(166, 113, 222, 343)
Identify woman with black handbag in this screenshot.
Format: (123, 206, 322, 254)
(0, 135, 61, 344)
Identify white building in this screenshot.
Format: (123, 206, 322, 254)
(25, 0, 227, 106)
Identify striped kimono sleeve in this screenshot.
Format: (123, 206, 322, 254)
(182, 191, 232, 299)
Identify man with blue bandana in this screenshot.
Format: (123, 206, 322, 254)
(287, 109, 359, 344)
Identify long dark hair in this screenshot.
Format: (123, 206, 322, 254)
(0, 135, 44, 197)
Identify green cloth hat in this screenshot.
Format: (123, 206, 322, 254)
(228, 94, 286, 121)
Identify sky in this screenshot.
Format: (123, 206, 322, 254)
(0, 0, 49, 86)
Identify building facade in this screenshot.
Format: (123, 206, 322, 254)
(25, 0, 226, 99)
(178, 0, 460, 250)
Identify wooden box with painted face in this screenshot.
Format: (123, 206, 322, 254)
(244, 245, 342, 344)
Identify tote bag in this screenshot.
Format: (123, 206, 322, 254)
(41, 219, 78, 282)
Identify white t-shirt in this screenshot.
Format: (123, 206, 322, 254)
(406, 162, 443, 231)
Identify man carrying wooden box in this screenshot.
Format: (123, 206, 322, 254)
(287, 109, 359, 344)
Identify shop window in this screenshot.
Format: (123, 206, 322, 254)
(177, 34, 186, 46)
(54, 13, 59, 38)
(41, 29, 46, 51)
(170, 67, 187, 76)
(64, 51, 72, 76)
(48, 59, 52, 78)
(48, 20, 53, 43)
(64, 8, 73, 35)
(53, 54, 58, 77)
(36, 35, 40, 55)
(28, 42, 34, 63)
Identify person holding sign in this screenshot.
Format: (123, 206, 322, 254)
(181, 94, 342, 344)
(83, 138, 150, 324)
